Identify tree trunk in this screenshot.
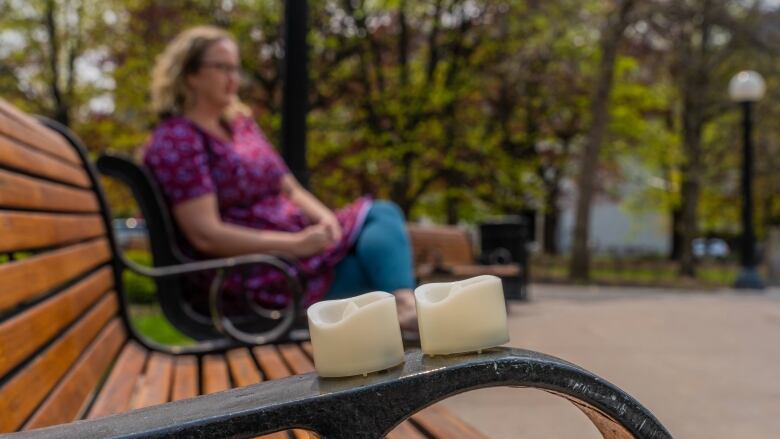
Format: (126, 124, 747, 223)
(670, 207, 682, 260)
(569, 0, 635, 281)
(679, 100, 704, 277)
(445, 193, 458, 225)
(44, 0, 70, 127)
(677, 0, 713, 277)
(543, 202, 560, 254)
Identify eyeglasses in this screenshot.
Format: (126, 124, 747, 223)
(200, 61, 242, 76)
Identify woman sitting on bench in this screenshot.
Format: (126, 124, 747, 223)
(143, 26, 417, 329)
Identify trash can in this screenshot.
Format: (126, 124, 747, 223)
(479, 216, 531, 301)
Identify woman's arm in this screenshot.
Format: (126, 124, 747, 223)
(172, 193, 332, 258)
(281, 174, 343, 241)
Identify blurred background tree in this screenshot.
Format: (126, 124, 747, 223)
(1, 0, 778, 280)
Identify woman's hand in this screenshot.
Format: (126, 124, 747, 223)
(317, 212, 343, 242)
(282, 175, 343, 243)
(295, 224, 334, 257)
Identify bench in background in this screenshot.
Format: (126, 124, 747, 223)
(408, 224, 528, 300)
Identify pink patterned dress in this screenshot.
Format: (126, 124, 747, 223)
(143, 115, 372, 307)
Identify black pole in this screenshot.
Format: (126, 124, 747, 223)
(734, 101, 764, 289)
(281, 0, 309, 187)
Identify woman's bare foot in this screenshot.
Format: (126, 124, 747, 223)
(393, 288, 418, 333)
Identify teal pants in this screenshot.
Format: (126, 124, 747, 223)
(325, 201, 416, 299)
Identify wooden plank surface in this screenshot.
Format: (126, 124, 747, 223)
(407, 225, 474, 266)
(87, 341, 147, 419)
(300, 342, 314, 358)
(22, 320, 126, 430)
(0, 99, 81, 165)
(0, 294, 117, 432)
(0, 211, 105, 252)
(202, 354, 231, 394)
(0, 267, 113, 376)
(253, 345, 290, 380)
(132, 352, 174, 409)
(386, 420, 429, 439)
(226, 348, 262, 386)
(410, 404, 489, 439)
(277, 344, 315, 375)
(448, 264, 521, 277)
(171, 356, 199, 401)
(0, 134, 89, 188)
(0, 241, 112, 312)
(0, 169, 98, 212)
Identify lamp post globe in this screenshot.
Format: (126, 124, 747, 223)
(730, 70, 766, 290)
(729, 70, 766, 103)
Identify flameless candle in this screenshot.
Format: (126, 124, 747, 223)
(307, 291, 405, 378)
(415, 275, 509, 356)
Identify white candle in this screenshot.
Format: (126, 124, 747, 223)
(307, 291, 405, 378)
(415, 275, 509, 356)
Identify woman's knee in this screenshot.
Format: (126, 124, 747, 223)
(369, 200, 405, 222)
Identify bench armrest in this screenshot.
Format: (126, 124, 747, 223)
(120, 252, 306, 346)
(16, 348, 671, 439)
(119, 252, 298, 281)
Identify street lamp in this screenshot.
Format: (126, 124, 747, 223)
(729, 70, 766, 290)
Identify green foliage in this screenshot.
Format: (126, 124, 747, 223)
(123, 249, 156, 304)
(1, 0, 778, 253)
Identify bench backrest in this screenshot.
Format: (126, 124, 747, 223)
(407, 224, 475, 267)
(0, 99, 127, 432)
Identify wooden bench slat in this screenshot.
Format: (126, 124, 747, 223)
(132, 352, 174, 409)
(300, 342, 314, 359)
(226, 348, 262, 387)
(0, 169, 99, 212)
(0, 267, 113, 376)
(0, 134, 90, 188)
(86, 341, 147, 419)
(22, 319, 126, 430)
(0, 211, 105, 252)
(0, 293, 118, 432)
(0, 99, 81, 165)
(252, 345, 292, 381)
(407, 225, 475, 267)
(410, 404, 488, 439)
(447, 264, 521, 277)
(0, 240, 112, 312)
(171, 356, 199, 401)
(202, 354, 231, 394)
(277, 344, 315, 375)
(386, 420, 429, 439)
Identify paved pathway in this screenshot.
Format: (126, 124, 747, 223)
(440, 284, 780, 438)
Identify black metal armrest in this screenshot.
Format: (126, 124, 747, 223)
(119, 252, 305, 346)
(118, 252, 296, 281)
(16, 348, 671, 439)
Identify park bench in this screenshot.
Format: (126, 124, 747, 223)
(408, 224, 528, 300)
(0, 98, 671, 438)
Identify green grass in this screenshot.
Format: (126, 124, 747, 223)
(130, 305, 194, 346)
(122, 249, 194, 346)
(531, 256, 738, 288)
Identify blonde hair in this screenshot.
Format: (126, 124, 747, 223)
(150, 26, 250, 120)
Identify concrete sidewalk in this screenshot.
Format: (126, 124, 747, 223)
(439, 284, 780, 438)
